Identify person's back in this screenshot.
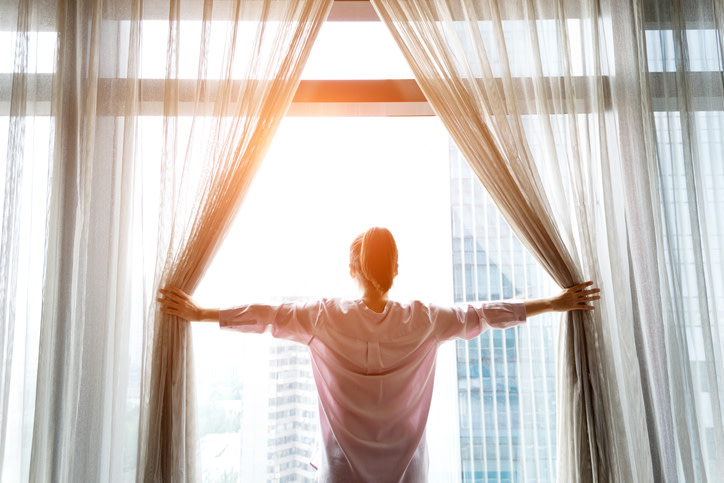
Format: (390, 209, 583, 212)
(309, 298, 439, 482)
(220, 296, 527, 481)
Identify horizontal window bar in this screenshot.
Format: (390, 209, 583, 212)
(2, 74, 722, 117)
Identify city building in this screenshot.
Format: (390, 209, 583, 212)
(449, 145, 558, 482)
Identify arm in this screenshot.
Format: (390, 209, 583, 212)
(158, 286, 317, 344)
(157, 285, 219, 322)
(524, 281, 600, 317)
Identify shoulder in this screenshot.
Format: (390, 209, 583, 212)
(386, 300, 436, 322)
(313, 298, 364, 318)
(318, 298, 357, 309)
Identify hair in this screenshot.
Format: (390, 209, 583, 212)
(349, 227, 398, 294)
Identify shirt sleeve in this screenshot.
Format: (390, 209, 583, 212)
(219, 300, 322, 345)
(433, 301, 527, 342)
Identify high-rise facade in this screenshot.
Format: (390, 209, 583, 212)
(449, 143, 558, 482)
(265, 340, 318, 482)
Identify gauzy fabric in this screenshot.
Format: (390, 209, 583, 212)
(220, 299, 526, 482)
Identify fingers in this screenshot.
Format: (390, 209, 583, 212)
(159, 285, 186, 299)
(562, 281, 601, 311)
(569, 282, 601, 297)
(158, 286, 191, 304)
(157, 289, 180, 306)
(156, 295, 179, 310)
(157, 285, 193, 320)
(165, 285, 187, 296)
(571, 281, 595, 291)
(156, 296, 181, 316)
(159, 306, 181, 317)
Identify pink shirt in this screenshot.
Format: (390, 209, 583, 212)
(220, 299, 526, 482)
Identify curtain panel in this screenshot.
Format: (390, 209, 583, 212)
(372, 0, 723, 481)
(370, 0, 635, 479)
(0, 0, 333, 481)
(135, 1, 333, 480)
(629, 0, 724, 480)
(1, 0, 57, 480)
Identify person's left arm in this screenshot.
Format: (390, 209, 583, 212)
(433, 281, 601, 341)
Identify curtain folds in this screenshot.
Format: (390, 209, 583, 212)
(1, 0, 52, 480)
(135, 0, 333, 480)
(370, 0, 631, 480)
(1, 0, 332, 481)
(25, 0, 139, 480)
(372, 0, 723, 481)
(2, 0, 722, 481)
(637, 1, 724, 480)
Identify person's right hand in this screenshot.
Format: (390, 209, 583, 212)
(157, 285, 203, 321)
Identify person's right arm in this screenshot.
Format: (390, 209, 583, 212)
(157, 286, 318, 345)
(157, 285, 219, 322)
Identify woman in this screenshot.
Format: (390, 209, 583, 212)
(158, 227, 600, 482)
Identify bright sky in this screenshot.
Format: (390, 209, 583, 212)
(194, 21, 454, 307)
(196, 115, 455, 307)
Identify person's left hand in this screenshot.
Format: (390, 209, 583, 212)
(551, 281, 601, 312)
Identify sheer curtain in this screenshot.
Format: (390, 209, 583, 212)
(1, 0, 55, 480)
(372, 0, 722, 481)
(371, 0, 639, 480)
(3, 0, 140, 480)
(135, 1, 332, 480)
(0, 0, 332, 481)
(628, 1, 724, 479)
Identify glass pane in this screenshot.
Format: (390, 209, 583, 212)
(450, 146, 559, 483)
(302, 22, 414, 80)
(645, 29, 722, 72)
(193, 117, 454, 482)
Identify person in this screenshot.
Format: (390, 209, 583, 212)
(158, 227, 600, 483)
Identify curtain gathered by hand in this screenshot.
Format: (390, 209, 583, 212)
(371, 0, 627, 479)
(372, 0, 723, 481)
(0, 0, 331, 481)
(135, 0, 333, 481)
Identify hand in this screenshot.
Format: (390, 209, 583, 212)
(551, 281, 601, 312)
(157, 285, 204, 321)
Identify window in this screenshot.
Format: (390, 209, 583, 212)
(5, 1, 720, 482)
(180, 8, 560, 483)
(192, 115, 457, 482)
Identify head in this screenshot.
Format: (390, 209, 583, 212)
(349, 227, 399, 294)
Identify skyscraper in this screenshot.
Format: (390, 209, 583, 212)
(449, 143, 558, 482)
(265, 340, 318, 482)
